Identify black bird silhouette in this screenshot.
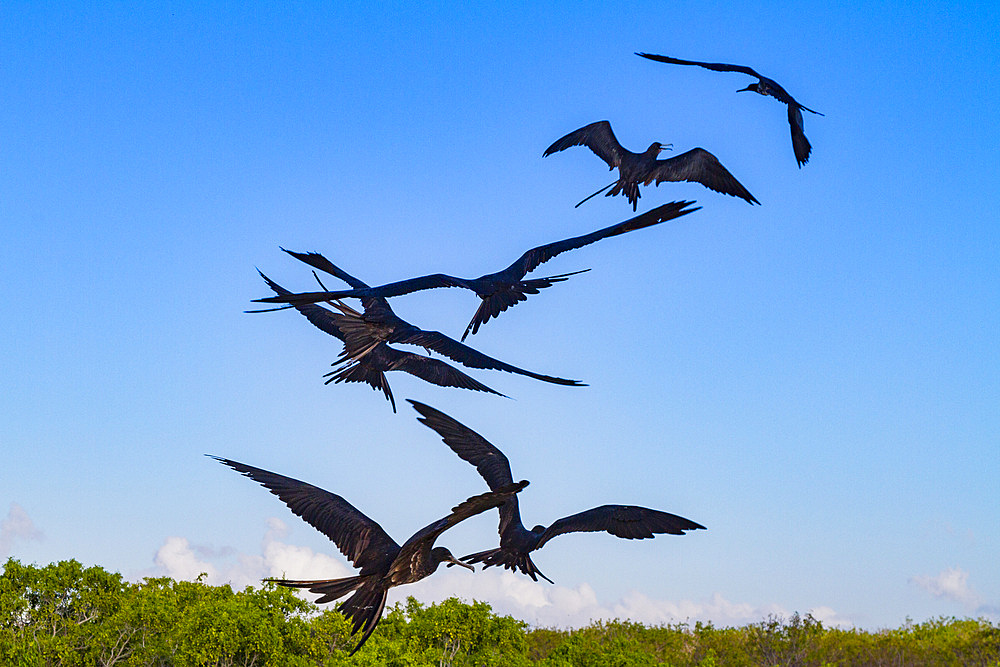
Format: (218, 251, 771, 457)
(255, 249, 585, 393)
(409, 400, 705, 583)
(254, 271, 504, 411)
(211, 455, 527, 655)
(636, 53, 824, 167)
(543, 120, 758, 210)
(253, 201, 700, 340)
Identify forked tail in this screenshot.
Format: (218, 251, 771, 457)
(268, 574, 364, 605)
(462, 547, 553, 584)
(270, 575, 388, 655)
(574, 180, 617, 208)
(460, 269, 591, 341)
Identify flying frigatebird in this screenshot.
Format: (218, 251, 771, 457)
(253, 249, 585, 398)
(636, 53, 824, 167)
(211, 455, 527, 655)
(408, 400, 705, 583)
(253, 201, 699, 340)
(253, 271, 504, 411)
(543, 120, 758, 210)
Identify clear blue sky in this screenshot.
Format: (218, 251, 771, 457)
(3, 1, 998, 629)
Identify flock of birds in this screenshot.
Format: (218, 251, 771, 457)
(213, 53, 822, 654)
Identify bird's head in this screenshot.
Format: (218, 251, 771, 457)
(737, 83, 760, 94)
(531, 525, 546, 535)
(436, 547, 475, 571)
(647, 142, 673, 156)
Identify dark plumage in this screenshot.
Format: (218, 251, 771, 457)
(636, 53, 824, 167)
(408, 400, 705, 583)
(253, 271, 504, 411)
(211, 455, 527, 655)
(254, 250, 585, 398)
(543, 120, 758, 210)
(253, 201, 700, 340)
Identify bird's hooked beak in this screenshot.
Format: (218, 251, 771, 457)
(445, 555, 475, 572)
(736, 85, 754, 93)
(658, 143, 673, 153)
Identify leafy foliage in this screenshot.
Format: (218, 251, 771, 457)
(3, 558, 999, 666)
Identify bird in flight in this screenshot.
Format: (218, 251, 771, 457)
(254, 249, 585, 397)
(543, 120, 758, 210)
(253, 201, 699, 340)
(211, 455, 527, 655)
(409, 400, 705, 583)
(254, 271, 504, 411)
(636, 53, 824, 167)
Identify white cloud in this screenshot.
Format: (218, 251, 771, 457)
(146, 518, 349, 590)
(144, 522, 854, 629)
(0, 502, 43, 557)
(154, 536, 220, 583)
(402, 570, 801, 629)
(909, 567, 982, 609)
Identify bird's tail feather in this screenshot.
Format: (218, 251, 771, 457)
(460, 270, 590, 341)
(574, 180, 617, 208)
(462, 548, 553, 584)
(268, 574, 365, 605)
(338, 580, 389, 655)
(271, 575, 388, 655)
(789, 105, 812, 167)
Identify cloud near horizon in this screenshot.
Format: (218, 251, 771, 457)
(0, 503, 43, 557)
(141, 519, 856, 629)
(909, 566, 1000, 621)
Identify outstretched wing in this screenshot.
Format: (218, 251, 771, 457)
(252, 274, 470, 306)
(398, 481, 529, 561)
(507, 200, 700, 277)
(386, 348, 506, 397)
(408, 400, 515, 489)
(635, 53, 761, 78)
(408, 400, 524, 537)
(536, 504, 705, 550)
(281, 248, 370, 290)
(258, 272, 352, 342)
(394, 327, 585, 387)
(543, 120, 627, 169)
(645, 148, 759, 205)
(211, 457, 401, 576)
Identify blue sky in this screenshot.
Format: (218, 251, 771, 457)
(3, 2, 998, 629)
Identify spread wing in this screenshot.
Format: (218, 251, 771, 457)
(211, 457, 400, 576)
(507, 200, 700, 277)
(280, 248, 370, 290)
(252, 274, 470, 306)
(536, 504, 706, 550)
(408, 400, 524, 537)
(394, 327, 585, 387)
(256, 272, 351, 342)
(635, 53, 762, 79)
(385, 348, 506, 397)
(645, 148, 759, 205)
(325, 335, 506, 411)
(543, 120, 627, 169)
(396, 481, 529, 567)
(407, 400, 515, 489)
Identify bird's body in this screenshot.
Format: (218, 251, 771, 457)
(255, 249, 585, 404)
(253, 201, 699, 340)
(636, 53, 823, 167)
(408, 400, 705, 583)
(543, 120, 758, 210)
(211, 455, 527, 655)
(255, 271, 503, 411)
